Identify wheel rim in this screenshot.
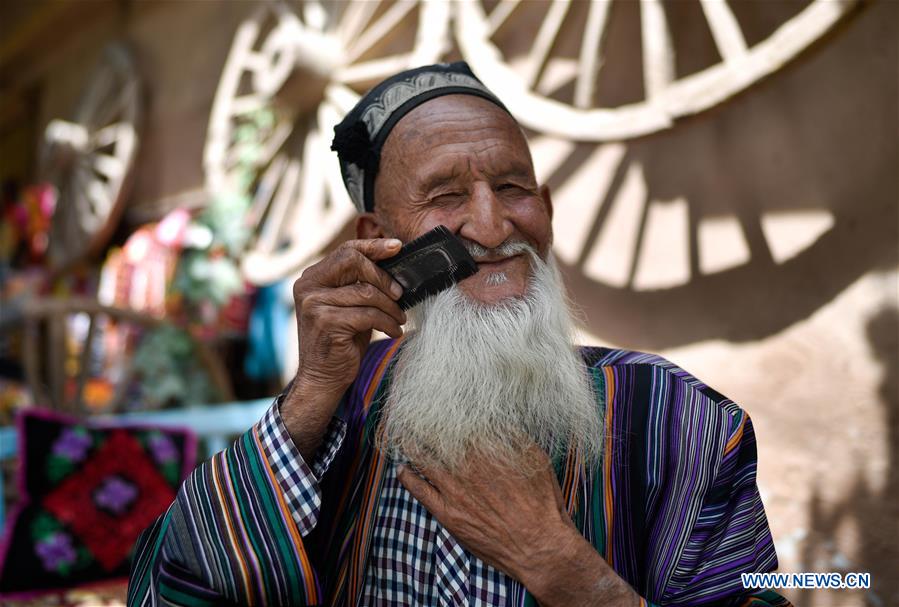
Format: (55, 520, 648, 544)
(455, 0, 860, 141)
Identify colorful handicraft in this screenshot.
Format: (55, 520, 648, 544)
(0, 409, 196, 598)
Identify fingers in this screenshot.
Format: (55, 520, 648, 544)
(288, 238, 406, 407)
(397, 465, 445, 518)
(304, 240, 404, 300)
(335, 306, 403, 339)
(315, 283, 406, 326)
(343, 238, 403, 261)
(302, 301, 404, 339)
(300, 280, 407, 338)
(549, 465, 568, 512)
(411, 463, 453, 488)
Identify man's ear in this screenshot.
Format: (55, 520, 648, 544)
(356, 212, 387, 239)
(539, 184, 554, 221)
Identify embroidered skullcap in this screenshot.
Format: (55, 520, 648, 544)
(330, 61, 511, 213)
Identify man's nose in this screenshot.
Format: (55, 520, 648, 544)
(458, 182, 513, 249)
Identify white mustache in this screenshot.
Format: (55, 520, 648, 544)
(462, 238, 535, 262)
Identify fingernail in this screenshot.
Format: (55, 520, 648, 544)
(396, 463, 405, 474)
(386, 238, 402, 248)
(391, 281, 403, 299)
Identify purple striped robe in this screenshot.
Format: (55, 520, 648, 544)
(127, 339, 791, 606)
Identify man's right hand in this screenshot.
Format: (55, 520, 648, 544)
(281, 238, 406, 461)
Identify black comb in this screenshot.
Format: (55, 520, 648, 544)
(377, 226, 478, 310)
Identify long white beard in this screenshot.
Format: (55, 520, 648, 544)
(378, 246, 602, 475)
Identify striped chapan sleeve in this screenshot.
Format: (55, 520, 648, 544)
(640, 363, 790, 607)
(128, 397, 347, 606)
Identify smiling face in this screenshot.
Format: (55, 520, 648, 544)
(357, 94, 554, 306)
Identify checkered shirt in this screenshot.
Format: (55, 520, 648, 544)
(259, 398, 516, 606)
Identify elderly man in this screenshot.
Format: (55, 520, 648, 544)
(128, 63, 789, 607)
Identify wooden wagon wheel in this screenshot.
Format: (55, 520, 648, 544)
(204, 0, 450, 286)
(41, 42, 141, 271)
(448, 0, 871, 351)
(455, 0, 861, 141)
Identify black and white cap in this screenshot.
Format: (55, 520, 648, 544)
(330, 61, 510, 213)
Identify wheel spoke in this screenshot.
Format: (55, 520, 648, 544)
(487, 0, 521, 36)
(230, 94, 268, 116)
(74, 182, 96, 233)
(699, 0, 747, 62)
(410, 0, 450, 64)
(337, 0, 381, 46)
(87, 178, 112, 220)
(92, 153, 124, 182)
(639, 0, 675, 100)
(325, 83, 361, 115)
(288, 120, 326, 234)
(78, 65, 116, 125)
(112, 124, 136, 165)
(246, 153, 288, 228)
(251, 16, 298, 97)
(345, 0, 416, 64)
(254, 119, 295, 169)
(223, 115, 292, 175)
(319, 100, 356, 209)
(335, 53, 414, 84)
(574, 0, 613, 109)
(90, 77, 132, 132)
(242, 50, 269, 74)
(536, 58, 579, 97)
(257, 158, 301, 253)
(92, 122, 126, 149)
(523, 0, 571, 90)
(302, 0, 327, 31)
(66, 169, 87, 237)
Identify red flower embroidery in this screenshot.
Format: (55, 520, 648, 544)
(43, 430, 177, 571)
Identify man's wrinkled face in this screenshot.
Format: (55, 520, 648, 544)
(359, 95, 553, 306)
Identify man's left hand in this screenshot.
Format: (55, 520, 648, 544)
(397, 446, 640, 607)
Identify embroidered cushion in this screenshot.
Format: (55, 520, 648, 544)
(0, 408, 196, 598)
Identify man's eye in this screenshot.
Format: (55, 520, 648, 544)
(431, 192, 466, 205)
(496, 183, 529, 195)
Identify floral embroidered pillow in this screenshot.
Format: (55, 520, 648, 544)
(0, 408, 196, 598)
